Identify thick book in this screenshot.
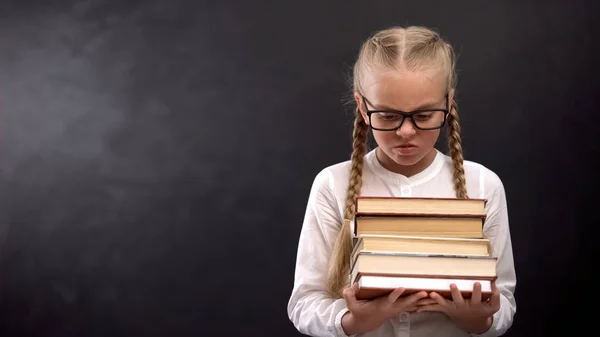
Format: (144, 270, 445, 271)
(350, 235, 492, 270)
(354, 215, 485, 238)
(355, 196, 487, 217)
(350, 251, 497, 279)
(351, 273, 495, 301)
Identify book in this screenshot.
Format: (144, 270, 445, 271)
(352, 274, 495, 300)
(355, 196, 487, 216)
(350, 251, 497, 279)
(354, 215, 485, 238)
(350, 235, 492, 267)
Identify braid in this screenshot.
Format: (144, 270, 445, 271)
(327, 109, 368, 297)
(343, 113, 368, 221)
(447, 98, 469, 199)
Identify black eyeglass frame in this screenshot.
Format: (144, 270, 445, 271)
(361, 94, 450, 131)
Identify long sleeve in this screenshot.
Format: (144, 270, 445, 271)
(287, 168, 353, 337)
(471, 173, 517, 337)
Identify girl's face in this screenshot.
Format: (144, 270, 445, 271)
(356, 69, 451, 177)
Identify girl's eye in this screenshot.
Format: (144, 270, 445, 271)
(414, 113, 433, 120)
(377, 113, 401, 120)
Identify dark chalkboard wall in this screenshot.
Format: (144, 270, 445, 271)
(0, 1, 597, 336)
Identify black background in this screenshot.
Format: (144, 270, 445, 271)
(0, 0, 597, 336)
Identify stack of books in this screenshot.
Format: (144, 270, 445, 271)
(349, 196, 497, 300)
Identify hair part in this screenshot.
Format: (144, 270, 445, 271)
(327, 26, 468, 297)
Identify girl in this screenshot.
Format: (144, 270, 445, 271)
(287, 26, 517, 337)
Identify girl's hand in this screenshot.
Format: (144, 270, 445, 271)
(416, 281, 501, 334)
(341, 282, 429, 335)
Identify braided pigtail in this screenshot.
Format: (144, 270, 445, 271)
(327, 109, 368, 297)
(447, 98, 469, 199)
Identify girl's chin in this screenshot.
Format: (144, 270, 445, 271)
(380, 150, 425, 168)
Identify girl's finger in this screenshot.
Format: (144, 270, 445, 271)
(402, 290, 429, 305)
(488, 282, 501, 312)
(429, 292, 447, 305)
(342, 282, 358, 307)
(415, 298, 438, 306)
(450, 284, 465, 305)
(387, 287, 406, 303)
(471, 282, 482, 303)
(416, 304, 445, 313)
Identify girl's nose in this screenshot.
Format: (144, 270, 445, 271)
(396, 117, 417, 137)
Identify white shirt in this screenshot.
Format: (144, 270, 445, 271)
(287, 148, 517, 337)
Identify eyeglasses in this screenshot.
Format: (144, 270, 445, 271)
(362, 95, 449, 131)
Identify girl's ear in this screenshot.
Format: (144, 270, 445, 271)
(354, 92, 370, 125)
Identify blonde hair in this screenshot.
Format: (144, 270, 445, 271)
(327, 26, 469, 297)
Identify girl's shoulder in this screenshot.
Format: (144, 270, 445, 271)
(458, 156, 507, 201)
(307, 158, 354, 199)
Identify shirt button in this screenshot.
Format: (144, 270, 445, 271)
(400, 187, 411, 196)
(399, 313, 409, 321)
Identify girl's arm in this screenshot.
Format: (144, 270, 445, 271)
(470, 171, 517, 337)
(287, 168, 354, 337)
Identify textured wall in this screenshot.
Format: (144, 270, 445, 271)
(0, 0, 597, 336)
